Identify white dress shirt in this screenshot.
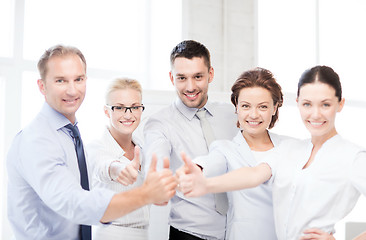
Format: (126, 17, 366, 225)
(267, 135, 366, 240)
(195, 131, 290, 240)
(87, 127, 149, 239)
(6, 103, 115, 240)
(143, 98, 238, 240)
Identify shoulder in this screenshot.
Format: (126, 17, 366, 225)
(333, 135, 365, 154)
(210, 138, 239, 155)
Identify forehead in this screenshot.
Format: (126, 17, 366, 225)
(172, 57, 209, 73)
(45, 54, 86, 77)
(108, 88, 142, 103)
(298, 82, 337, 100)
(238, 87, 273, 102)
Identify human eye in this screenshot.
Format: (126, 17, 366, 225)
(55, 79, 64, 83)
(303, 102, 311, 107)
(323, 102, 331, 107)
(195, 75, 203, 80)
(259, 105, 268, 110)
(131, 106, 140, 111)
(75, 77, 84, 82)
(241, 104, 250, 109)
(176, 76, 186, 81)
(113, 106, 123, 111)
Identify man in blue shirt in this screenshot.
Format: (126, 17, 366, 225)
(6, 44, 177, 240)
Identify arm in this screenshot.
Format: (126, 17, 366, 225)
(300, 228, 335, 240)
(143, 117, 172, 172)
(101, 154, 177, 222)
(177, 152, 272, 197)
(353, 231, 366, 240)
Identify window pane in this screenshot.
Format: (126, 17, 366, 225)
(0, 0, 14, 57)
(258, 0, 316, 93)
(21, 72, 43, 128)
(149, 0, 182, 90)
(23, 0, 144, 73)
(319, 0, 366, 101)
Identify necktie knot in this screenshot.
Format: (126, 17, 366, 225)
(195, 109, 207, 120)
(65, 123, 80, 139)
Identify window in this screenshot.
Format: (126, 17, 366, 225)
(0, 0, 14, 58)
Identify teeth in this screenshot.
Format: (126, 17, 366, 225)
(310, 121, 323, 126)
(186, 93, 197, 98)
(248, 121, 260, 125)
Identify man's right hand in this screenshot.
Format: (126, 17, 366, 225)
(143, 154, 177, 205)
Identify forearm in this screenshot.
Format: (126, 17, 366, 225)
(206, 163, 272, 193)
(100, 185, 149, 223)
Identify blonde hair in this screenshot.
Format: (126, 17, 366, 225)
(105, 78, 142, 104)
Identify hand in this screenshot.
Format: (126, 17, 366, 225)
(143, 154, 177, 205)
(175, 152, 208, 197)
(112, 146, 141, 186)
(300, 228, 335, 240)
(353, 231, 366, 240)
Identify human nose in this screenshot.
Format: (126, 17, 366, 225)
(249, 108, 259, 118)
(123, 108, 133, 118)
(66, 82, 77, 95)
(186, 78, 197, 92)
(312, 106, 321, 119)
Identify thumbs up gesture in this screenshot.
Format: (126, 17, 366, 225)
(111, 146, 141, 186)
(142, 154, 177, 205)
(176, 152, 208, 197)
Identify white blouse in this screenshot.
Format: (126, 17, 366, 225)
(269, 134, 366, 240)
(196, 131, 291, 240)
(87, 127, 149, 229)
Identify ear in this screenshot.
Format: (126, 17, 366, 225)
(104, 105, 111, 118)
(208, 67, 214, 83)
(169, 71, 175, 86)
(37, 79, 46, 96)
(337, 98, 345, 112)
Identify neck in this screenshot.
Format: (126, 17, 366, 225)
(242, 130, 273, 151)
(108, 127, 134, 151)
(311, 128, 338, 148)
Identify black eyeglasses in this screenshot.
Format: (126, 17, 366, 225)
(106, 105, 145, 114)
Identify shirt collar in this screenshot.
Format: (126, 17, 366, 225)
(41, 102, 76, 131)
(174, 97, 214, 121)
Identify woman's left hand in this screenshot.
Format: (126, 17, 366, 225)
(300, 228, 335, 240)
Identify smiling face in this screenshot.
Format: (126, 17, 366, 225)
(170, 57, 213, 109)
(237, 87, 277, 137)
(37, 54, 86, 124)
(297, 82, 344, 139)
(105, 88, 142, 137)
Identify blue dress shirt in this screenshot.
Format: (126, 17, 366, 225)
(7, 103, 115, 240)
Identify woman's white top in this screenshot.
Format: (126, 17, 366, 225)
(87, 127, 149, 235)
(268, 134, 366, 240)
(195, 131, 291, 240)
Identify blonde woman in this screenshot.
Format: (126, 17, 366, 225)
(88, 78, 149, 239)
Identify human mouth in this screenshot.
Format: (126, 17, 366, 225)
(247, 121, 262, 126)
(63, 98, 79, 104)
(185, 92, 199, 100)
(120, 120, 134, 126)
(308, 121, 325, 127)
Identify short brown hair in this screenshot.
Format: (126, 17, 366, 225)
(37, 44, 86, 79)
(231, 67, 283, 129)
